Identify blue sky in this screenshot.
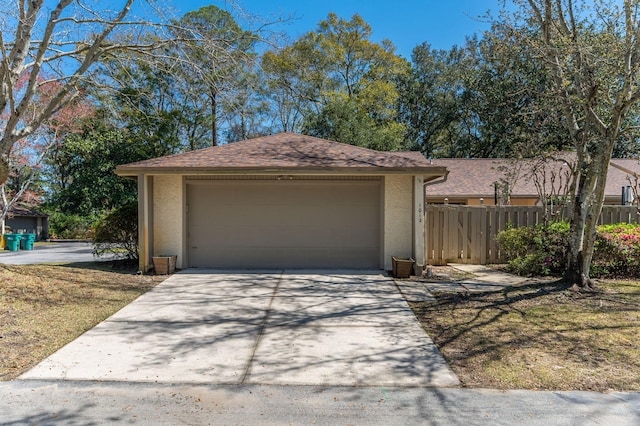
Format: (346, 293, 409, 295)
(172, 0, 506, 59)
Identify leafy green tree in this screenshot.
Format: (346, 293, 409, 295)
(262, 13, 409, 150)
(507, 0, 640, 290)
(260, 47, 315, 133)
(305, 93, 405, 151)
(98, 5, 259, 149)
(398, 43, 468, 157)
(111, 63, 186, 156)
(400, 26, 570, 158)
(45, 119, 141, 216)
(96, 48, 206, 154)
(457, 29, 565, 158)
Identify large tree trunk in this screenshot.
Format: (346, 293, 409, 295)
(565, 147, 613, 292)
(566, 162, 596, 290)
(566, 216, 599, 292)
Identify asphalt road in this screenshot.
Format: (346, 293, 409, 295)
(1, 380, 639, 425)
(0, 242, 114, 264)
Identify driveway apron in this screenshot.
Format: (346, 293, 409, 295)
(20, 271, 459, 387)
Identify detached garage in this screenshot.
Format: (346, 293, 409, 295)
(116, 133, 447, 272)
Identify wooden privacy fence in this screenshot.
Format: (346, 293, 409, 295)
(425, 205, 639, 266)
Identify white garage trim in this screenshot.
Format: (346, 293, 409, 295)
(185, 175, 381, 181)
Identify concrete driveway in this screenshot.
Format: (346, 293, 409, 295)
(21, 270, 459, 387)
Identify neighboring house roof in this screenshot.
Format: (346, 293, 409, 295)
(116, 132, 447, 177)
(426, 156, 639, 201)
(6, 205, 48, 218)
(424, 158, 544, 199)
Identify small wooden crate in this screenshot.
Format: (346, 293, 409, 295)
(152, 255, 177, 275)
(392, 256, 415, 278)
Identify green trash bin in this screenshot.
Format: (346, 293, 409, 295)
(20, 234, 36, 251)
(4, 234, 21, 252)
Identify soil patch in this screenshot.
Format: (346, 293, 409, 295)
(412, 278, 640, 391)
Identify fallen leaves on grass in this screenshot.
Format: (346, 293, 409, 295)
(0, 264, 165, 380)
(412, 279, 640, 391)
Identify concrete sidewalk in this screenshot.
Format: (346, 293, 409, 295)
(395, 264, 530, 302)
(451, 263, 529, 287)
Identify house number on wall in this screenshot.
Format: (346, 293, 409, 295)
(417, 176, 423, 223)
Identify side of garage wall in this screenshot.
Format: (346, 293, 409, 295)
(383, 175, 412, 271)
(153, 175, 184, 269)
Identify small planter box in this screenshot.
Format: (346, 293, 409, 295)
(152, 255, 177, 275)
(392, 256, 415, 278)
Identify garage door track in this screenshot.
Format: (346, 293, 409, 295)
(21, 271, 459, 387)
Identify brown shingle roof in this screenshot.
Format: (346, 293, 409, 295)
(7, 205, 48, 218)
(426, 156, 639, 200)
(116, 132, 445, 175)
(424, 158, 543, 198)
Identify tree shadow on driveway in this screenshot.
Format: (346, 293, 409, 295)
(20, 271, 460, 387)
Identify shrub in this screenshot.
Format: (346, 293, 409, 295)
(496, 222, 570, 276)
(592, 223, 640, 278)
(498, 221, 640, 278)
(93, 202, 138, 260)
(47, 211, 97, 240)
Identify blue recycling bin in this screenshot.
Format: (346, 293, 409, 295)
(20, 233, 36, 250)
(4, 234, 22, 252)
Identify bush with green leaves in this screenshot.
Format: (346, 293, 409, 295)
(47, 211, 98, 240)
(93, 202, 138, 261)
(497, 221, 640, 278)
(496, 221, 570, 276)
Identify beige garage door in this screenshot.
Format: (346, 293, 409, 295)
(187, 179, 381, 269)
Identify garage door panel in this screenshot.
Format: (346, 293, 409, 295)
(191, 247, 380, 269)
(187, 180, 381, 269)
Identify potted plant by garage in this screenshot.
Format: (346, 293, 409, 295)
(152, 255, 177, 275)
(392, 256, 415, 278)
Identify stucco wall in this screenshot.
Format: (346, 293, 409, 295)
(153, 175, 184, 268)
(384, 175, 413, 271)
